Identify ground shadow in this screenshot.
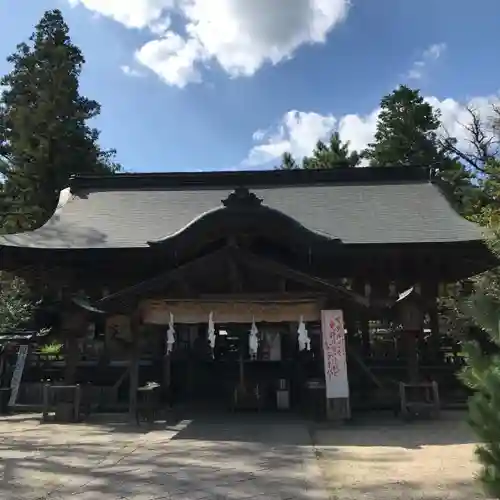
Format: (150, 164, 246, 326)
(0, 413, 317, 500)
(314, 410, 476, 449)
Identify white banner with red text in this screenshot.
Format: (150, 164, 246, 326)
(321, 310, 349, 399)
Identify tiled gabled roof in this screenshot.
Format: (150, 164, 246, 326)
(0, 167, 483, 249)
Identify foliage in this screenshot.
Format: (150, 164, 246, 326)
(363, 85, 447, 168)
(39, 342, 63, 355)
(303, 132, 360, 169)
(0, 9, 120, 232)
(279, 152, 300, 170)
(362, 85, 479, 215)
(460, 280, 500, 498)
(455, 102, 500, 496)
(444, 105, 500, 220)
(0, 275, 33, 333)
(277, 132, 359, 170)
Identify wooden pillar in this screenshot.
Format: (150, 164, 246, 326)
(399, 298, 424, 384)
(163, 351, 171, 396)
(428, 281, 441, 363)
(186, 325, 197, 400)
(61, 308, 88, 384)
(128, 312, 141, 422)
(404, 331, 419, 383)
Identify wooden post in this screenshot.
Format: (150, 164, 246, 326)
(405, 331, 419, 383)
(163, 342, 172, 409)
(61, 306, 89, 385)
(399, 299, 423, 384)
(64, 335, 80, 384)
(186, 325, 197, 400)
(74, 384, 81, 422)
(42, 383, 49, 422)
(128, 313, 141, 422)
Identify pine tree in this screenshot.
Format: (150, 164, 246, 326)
(461, 263, 500, 498)
(303, 132, 360, 169)
(0, 9, 119, 232)
(277, 132, 360, 170)
(279, 152, 299, 170)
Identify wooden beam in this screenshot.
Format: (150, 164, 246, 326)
(98, 244, 370, 311)
(98, 246, 233, 311)
(230, 247, 369, 308)
(196, 292, 324, 302)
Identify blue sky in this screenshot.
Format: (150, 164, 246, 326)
(1, 0, 499, 172)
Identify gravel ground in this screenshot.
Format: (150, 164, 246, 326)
(313, 411, 489, 500)
(0, 413, 323, 499)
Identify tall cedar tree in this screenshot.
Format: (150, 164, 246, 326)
(278, 132, 359, 170)
(363, 85, 476, 215)
(363, 85, 446, 168)
(0, 9, 119, 232)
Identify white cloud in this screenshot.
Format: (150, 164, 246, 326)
(120, 65, 145, 77)
(70, 0, 351, 87)
(407, 42, 447, 80)
(245, 93, 500, 167)
(136, 33, 205, 87)
(245, 110, 336, 166)
(68, 0, 175, 29)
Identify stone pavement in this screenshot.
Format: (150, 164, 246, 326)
(0, 413, 327, 500)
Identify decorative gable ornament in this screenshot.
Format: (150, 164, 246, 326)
(297, 315, 311, 351)
(249, 318, 259, 359)
(165, 312, 176, 355)
(222, 187, 263, 209)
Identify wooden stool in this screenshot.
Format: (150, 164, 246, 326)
(399, 381, 440, 420)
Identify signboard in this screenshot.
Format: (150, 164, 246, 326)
(142, 299, 321, 324)
(8, 345, 28, 406)
(321, 310, 349, 399)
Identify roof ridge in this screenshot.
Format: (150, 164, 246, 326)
(69, 166, 432, 191)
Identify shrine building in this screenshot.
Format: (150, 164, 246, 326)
(0, 166, 493, 419)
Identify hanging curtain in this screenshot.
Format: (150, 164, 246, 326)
(297, 315, 311, 351)
(265, 331, 281, 361)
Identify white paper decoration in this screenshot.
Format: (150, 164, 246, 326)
(249, 318, 259, 358)
(297, 315, 311, 351)
(166, 312, 175, 355)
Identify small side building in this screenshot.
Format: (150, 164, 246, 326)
(0, 166, 492, 417)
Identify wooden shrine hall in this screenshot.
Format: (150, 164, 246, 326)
(0, 166, 494, 420)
